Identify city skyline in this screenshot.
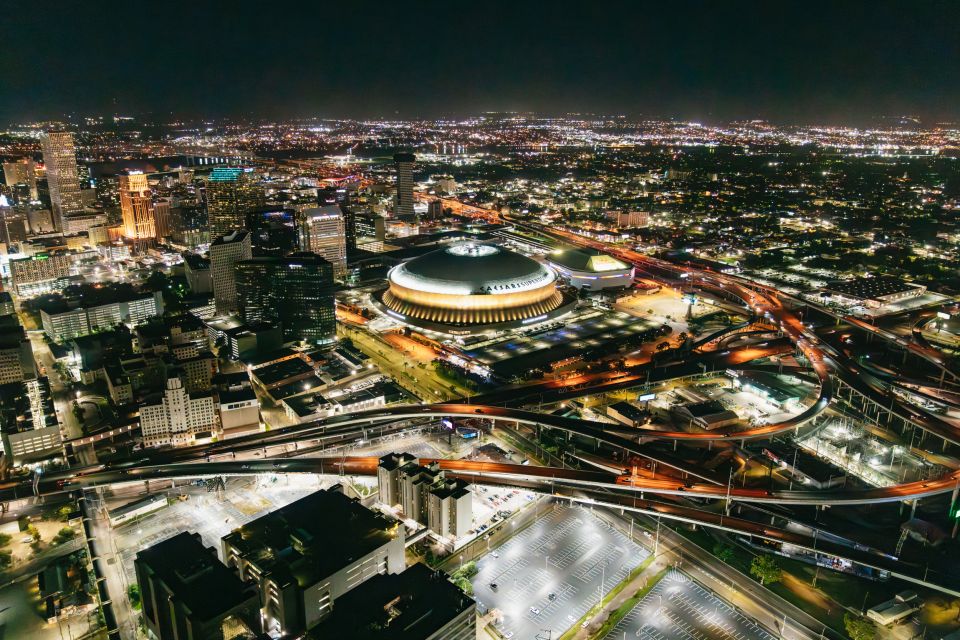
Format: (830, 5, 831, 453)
(2, 4, 960, 640)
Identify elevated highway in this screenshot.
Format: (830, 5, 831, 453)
(15, 455, 959, 596)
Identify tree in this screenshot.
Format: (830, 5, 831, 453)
(0, 533, 11, 547)
(749, 554, 781, 586)
(56, 505, 73, 522)
(72, 401, 85, 424)
(451, 561, 478, 580)
(27, 525, 41, 542)
(712, 543, 735, 564)
(0, 550, 11, 569)
(52, 527, 77, 546)
(451, 576, 473, 596)
(128, 584, 142, 611)
(656, 342, 671, 352)
(844, 613, 876, 640)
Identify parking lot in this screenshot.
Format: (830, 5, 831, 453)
(472, 505, 648, 639)
(472, 485, 537, 536)
(603, 570, 776, 640)
(106, 474, 330, 586)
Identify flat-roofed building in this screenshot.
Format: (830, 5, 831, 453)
(139, 373, 217, 447)
(135, 532, 262, 640)
(606, 401, 647, 427)
(820, 276, 926, 310)
(0, 316, 37, 384)
(210, 230, 252, 314)
(379, 455, 474, 541)
(236, 252, 336, 345)
(182, 252, 211, 294)
(217, 387, 260, 438)
(221, 488, 405, 636)
(0, 378, 62, 465)
(38, 286, 164, 342)
(205, 167, 265, 239)
(673, 400, 739, 430)
(300, 205, 347, 277)
(10, 252, 74, 297)
(307, 563, 475, 640)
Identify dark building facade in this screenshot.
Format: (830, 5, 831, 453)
(135, 532, 261, 640)
(235, 252, 336, 345)
(393, 153, 416, 218)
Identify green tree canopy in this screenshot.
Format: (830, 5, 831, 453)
(749, 554, 781, 586)
(844, 613, 876, 640)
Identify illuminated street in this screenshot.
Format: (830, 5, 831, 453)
(0, 5, 958, 639)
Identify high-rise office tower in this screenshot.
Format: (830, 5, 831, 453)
(236, 252, 336, 345)
(300, 205, 346, 277)
(40, 131, 84, 228)
(393, 152, 416, 217)
(2, 158, 38, 200)
(119, 171, 156, 244)
(205, 167, 265, 239)
(153, 197, 172, 239)
(209, 230, 252, 314)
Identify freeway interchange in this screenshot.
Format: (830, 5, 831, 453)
(18, 213, 960, 599)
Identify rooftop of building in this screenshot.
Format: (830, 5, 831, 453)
(736, 371, 798, 404)
(307, 563, 473, 640)
(210, 230, 250, 247)
(286, 379, 407, 418)
(823, 275, 923, 300)
(389, 242, 555, 296)
(680, 400, 738, 419)
(34, 283, 158, 314)
(135, 532, 256, 623)
(221, 489, 401, 589)
(548, 248, 631, 273)
(217, 387, 257, 406)
(0, 378, 56, 434)
(182, 252, 210, 270)
(206, 167, 249, 182)
(250, 357, 315, 387)
(237, 252, 334, 268)
(0, 317, 27, 348)
(608, 401, 646, 421)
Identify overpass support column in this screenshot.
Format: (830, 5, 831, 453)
(910, 499, 919, 519)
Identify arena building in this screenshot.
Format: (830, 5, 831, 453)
(379, 243, 573, 334)
(547, 248, 634, 291)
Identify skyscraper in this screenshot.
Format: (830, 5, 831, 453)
(119, 171, 156, 244)
(2, 158, 37, 200)
(209, 230, 252, 314)
(40, 131, 84, 228)
(236, 252, 336, 345)
(153, 197, 172, 239)
(393, 152, 416, 218)
(300, 205, 347, 277)
(205, 167, 265, 239)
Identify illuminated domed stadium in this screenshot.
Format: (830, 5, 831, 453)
(380, 243, 572, 333)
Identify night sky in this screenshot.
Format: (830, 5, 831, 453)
(2, 0, 958, 125)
